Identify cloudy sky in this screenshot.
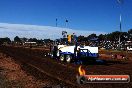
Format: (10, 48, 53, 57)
(0, 0, 131, 40)
(0, 23, 106, 40)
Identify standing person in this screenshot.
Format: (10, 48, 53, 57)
(52, 41, 58, 59)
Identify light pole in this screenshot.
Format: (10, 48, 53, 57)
(56, 18, 58, 27)
(117, 0, 123, 50)
(118, 14, 122, 49)
(65, 19, 68, 28)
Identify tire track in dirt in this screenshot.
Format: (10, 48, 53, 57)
(0, 46, 132, 88)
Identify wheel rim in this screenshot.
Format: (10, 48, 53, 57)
(66, 55, 71, 63)
(50, 53, 53, 58)
(60, 55, 64, 61)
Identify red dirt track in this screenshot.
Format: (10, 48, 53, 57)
(0, 46, 132, 88)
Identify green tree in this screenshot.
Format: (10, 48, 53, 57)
(109, 31, 120, 41)
(0, 37, 11, 44)
(87, 33, 97, 40)
(28, 38, 38, 42)
(121, 32, 128, 41)
(128, 29, 132, 40)
(14, 36, 21, 42)
(98, 34, 105, 41)
(78, 35, 85, 42)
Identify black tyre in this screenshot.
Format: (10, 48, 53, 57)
(60, 54, 65, 62)
(66, 55, 72, 63)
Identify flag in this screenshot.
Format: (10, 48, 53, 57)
(67, 35, 71, 42)
(66, 19, 68, 22)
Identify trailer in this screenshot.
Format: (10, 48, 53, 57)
(50, 32, 105, 64)
(51, 44, 104, 64)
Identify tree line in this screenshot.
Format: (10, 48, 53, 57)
(0, 29, 131, 45)
(78, 29, 132, 42)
